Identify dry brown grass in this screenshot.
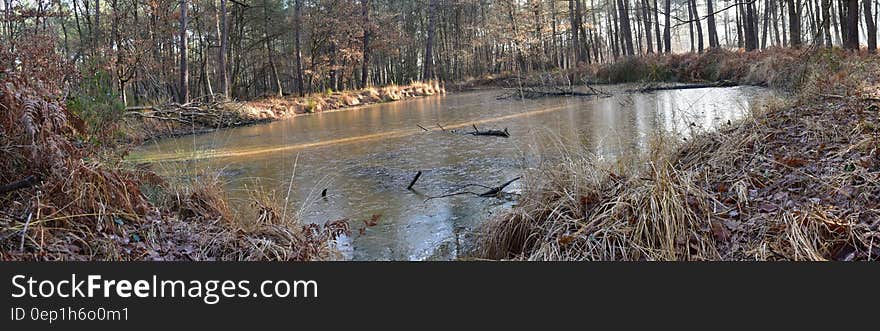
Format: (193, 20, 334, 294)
(139, 169, 348, 261)
(0, 41, 348, 261)
(479, 49, 880, 261)
(0, 42, 158, 260)
(244, 80, 446, 119)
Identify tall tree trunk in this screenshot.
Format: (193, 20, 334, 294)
(653, 0, 662, 52)
(111, 0, 125, 105)
(789, 0, 802, 46)
(844, 0, 859, 49)
(569, 0, 581, 64)
(179, 0, 189, 103)
(725, 8, 731, 45)
(576, 0, 590, 63)
(590, 0, 603, 62)
(4, 0, 12, 49)
(688, 0, 696, 52)
(772, 0, 782, 46)
(263, 0, 282, 97)
(706, 0, 720, 48)
(329, 40, 338, 91)
(294, 0, 304, 95)
(550, 0, 560, 67)
(762, 0, 771, 48)
(641, 0, 653, 53)
(813, 0, 822, 41)
(838, 0, 847, 44)
(691, 0, 704, 52)
(750, 1, 760, 48)
(423, 0, 438, 80)
(617, 0, 635, 56)
(823, 0, 833, 46)
(56, 1, 69, 56)
(635, 3, 643, 54)
(219, 0, 230, 99)
(95, 0, 101, 48)
(865, 0, 877, 51)
(664, 0, 672, 52)
(737, 2, 745, 48)
(361, 0, 372, 86)
(609, 0, 621, 58)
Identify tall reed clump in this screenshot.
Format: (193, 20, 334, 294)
(174, 177, 349, 261)
(480, 49, 880, 261)
(481, 137, 721, 261)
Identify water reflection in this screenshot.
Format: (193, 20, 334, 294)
(131, 85, 771, 260)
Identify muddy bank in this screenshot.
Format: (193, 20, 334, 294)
(123, 81, 446, 143)
(479, 49, 880, 261)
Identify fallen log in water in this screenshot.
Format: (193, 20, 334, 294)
(496, 86, 610, 100)
(471, 124, 510, 138)
(627, 80, 738, 93)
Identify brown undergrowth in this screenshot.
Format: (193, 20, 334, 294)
(458, 47, 880, 95)
(0, 37, 347, 261)
(479, 48, 880, 261)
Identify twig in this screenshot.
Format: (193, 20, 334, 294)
(425, 177, 521, 201)
(818, 93, 880, 102)
(478, 177, 521, 197)
(0, 175, 37, 195)
(407, 171, 423, 190)
(19, 212, 32, 252)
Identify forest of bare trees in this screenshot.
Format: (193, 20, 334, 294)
(2, 0, 878, 106)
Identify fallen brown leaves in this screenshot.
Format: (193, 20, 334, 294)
(701, 98, 879, 260)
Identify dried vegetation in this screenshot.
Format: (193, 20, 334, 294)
(480, 48, 880, 261)
(0, 36, 347, 261)
(243, 81, 446, 118)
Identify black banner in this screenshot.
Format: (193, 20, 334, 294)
(1, 263, 877, 329)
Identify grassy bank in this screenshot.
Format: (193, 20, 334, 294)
(0, 48, 347, 261)
(244, 81, 446, 117)
(479, 48, 880, 261)
(123, 81, 446, 143)
(1, 41, 442, 260)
